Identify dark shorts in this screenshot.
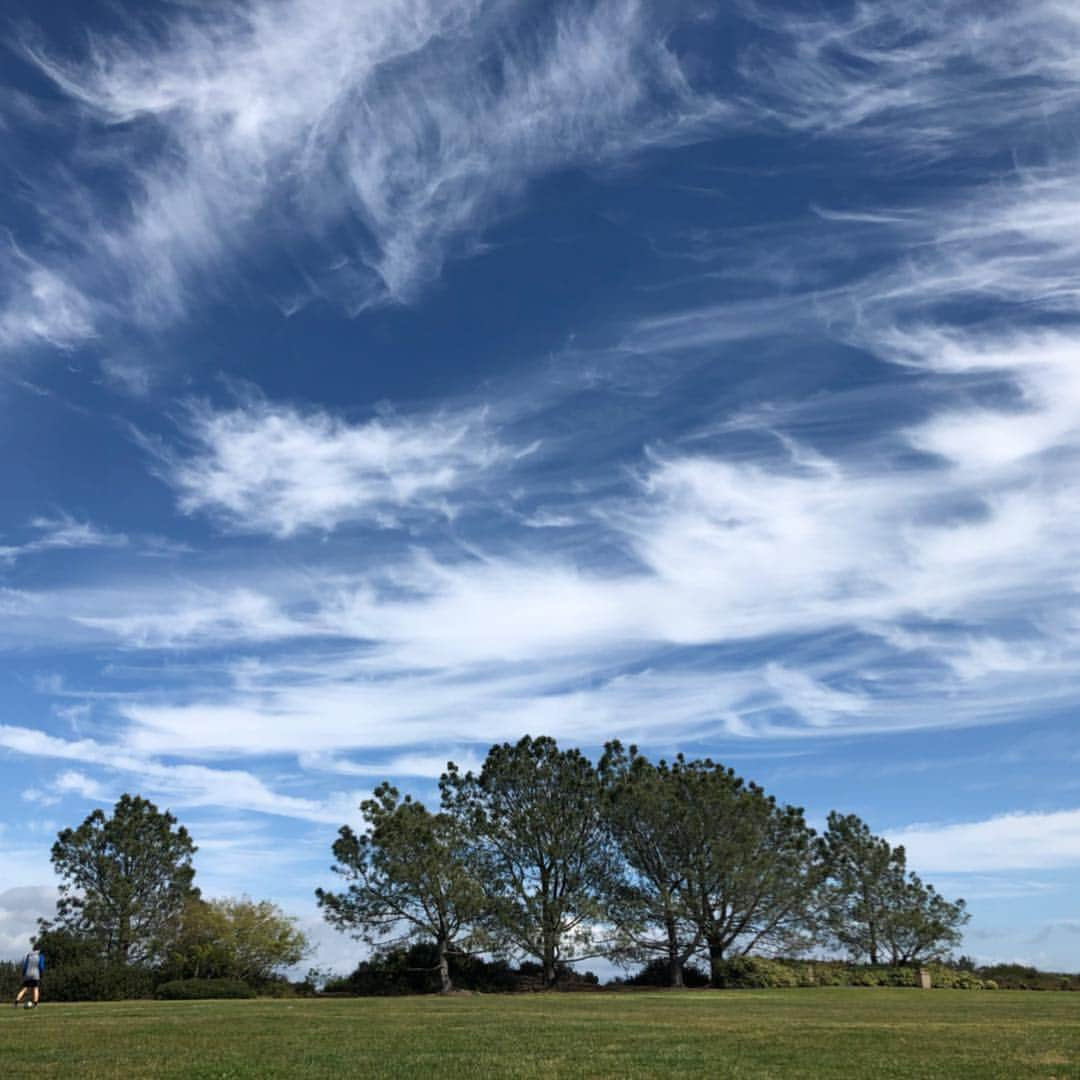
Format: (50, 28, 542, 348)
(21, 978, 39, 988)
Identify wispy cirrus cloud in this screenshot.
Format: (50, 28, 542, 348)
(7, 0, 723, 351)
(740, 0, 1080, 151)
(0, 245, 96, 353)
(148, 396, 504, 537)
(0, 513, 128, 564)
(0, 723, 363, 824)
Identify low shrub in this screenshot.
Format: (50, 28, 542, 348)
(0, 961, 20, 998)
(327, 944, 599, 995)
(623, 958, 710, 988)
(712, 957, 801, 989)
(706, 958, 993, 991)
(47, 961, 156, 1002)
(977, 964, 1080, 991)
(155, 978, 256, 1000)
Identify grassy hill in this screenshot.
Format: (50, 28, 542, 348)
(0, 989, 1076, 1078)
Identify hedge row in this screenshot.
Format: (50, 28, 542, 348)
(710, 957, 997, 990)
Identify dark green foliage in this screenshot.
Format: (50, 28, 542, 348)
(977, 963, 1080, 991)
(317, 783, 487, 993)
(624, 958, 710, 988)
(322, 943, 602, 996)
(0, 961, 20, 997)
(441, 736, 617, 987)
(29, 924, 155, 1001)
(156, 978, 256, 1000)
(48, 794, 199, 966)
(45, 961, 157, 1001)
(820, 812, 968, 965)
(324, 943, 519, 995)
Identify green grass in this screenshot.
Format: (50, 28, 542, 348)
(0, 990, 1077, 1079)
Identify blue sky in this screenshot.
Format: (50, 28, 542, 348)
(3, 0, 1080, 973)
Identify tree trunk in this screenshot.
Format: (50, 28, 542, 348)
(709, 942, 725, 987)
(543, 938, 557, 988)
(665, 915, 684, 988)
(437, 937, 453, 994)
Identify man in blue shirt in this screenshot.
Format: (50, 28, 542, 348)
(14, 944, 44, 1009)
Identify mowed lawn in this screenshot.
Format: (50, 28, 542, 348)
(0, 989, 1077, 1079)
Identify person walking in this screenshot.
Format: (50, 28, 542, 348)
(14, 945, 44, 1009)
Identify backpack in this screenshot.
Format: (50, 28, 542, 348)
(23, 951, 40, 978)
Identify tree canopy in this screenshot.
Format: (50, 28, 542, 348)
(313, 737, 970, 988)
(316, 782, 488, 993)
(48, 794, 199, 966)
(440, 735, 618, 987)
(820, 812, 967, 965)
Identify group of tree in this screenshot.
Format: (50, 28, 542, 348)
(28, 794, 309, 1000)
(317, 735, 969, 992)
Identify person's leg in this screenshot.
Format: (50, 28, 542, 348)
(31, 984, 39, 1005)
(14, 984, 26, 1005)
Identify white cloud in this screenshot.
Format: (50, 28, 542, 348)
(0, 513, 128, 565)
(9, 0, 723, 344)
(0, 245, 96, 353)
(53, 770, 109, 801)
(298, 749, 484, 780)
(0, 724, 363, 824)
(741, 0, 1080, 151)
(153, 398, 503, 537)
(0, 887, 56, 960)
(73, 587, 312, 648)
(892, 809, 1080, 873)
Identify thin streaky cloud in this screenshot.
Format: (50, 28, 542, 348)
(0, 723, 361, 824)
(740, 0, 1080, 152)
(10, 0, 725, 346)
(0, 514, 128, 564)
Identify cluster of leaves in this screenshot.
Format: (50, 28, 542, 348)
(316, 734, 969, 992)
(158, 897, 309, 985)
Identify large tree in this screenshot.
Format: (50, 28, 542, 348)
(440, 735, 617, 987)
(820, 812, 967, 965)
(163, 897, 309, 984)
(49, 794, 199, 966)
(818, 812, 896, 965)
(669, 757, 823, 984)
(316, 783, 488, 994)
(598, 742, 702, 988)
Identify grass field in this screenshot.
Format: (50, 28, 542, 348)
(0, 989, 1076, 1079)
